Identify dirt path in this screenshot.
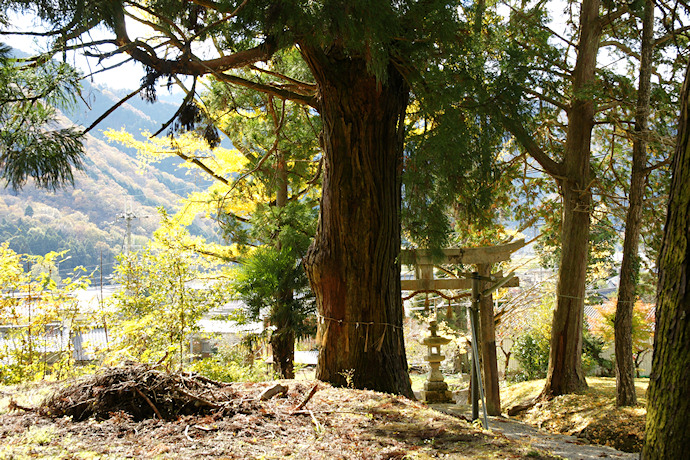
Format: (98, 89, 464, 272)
(432, 403, 639, 460)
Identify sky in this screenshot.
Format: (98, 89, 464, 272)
(3, 3, 577, 93)
(6, 11, 147, 90)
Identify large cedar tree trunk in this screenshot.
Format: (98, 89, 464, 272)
(544, 183, 590, 395)
(642, 59, 690, 458)
(614, 0, 654, 407)
(543, 0, 602, 397)
(301, 48, 413, 397)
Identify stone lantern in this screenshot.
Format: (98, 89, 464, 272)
(420, 320, 453, 403)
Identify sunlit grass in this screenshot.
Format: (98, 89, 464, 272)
(501, 376, 649, 452)
(0, 380, 57, 415)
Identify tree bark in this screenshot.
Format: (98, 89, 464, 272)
(543, 0, 602, 397)
(301, 47, 413, 397)
(642, 59, 690, 458)
(615, 0, 654, 407)
(270, 104, 295, 380)
(271, 322, 295, 379)
(478, 264, 501, 415)
(544, 183, 590, 395)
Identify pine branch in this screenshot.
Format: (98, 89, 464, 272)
(496, 111, 564, 179)
(523, 88, 569, 112)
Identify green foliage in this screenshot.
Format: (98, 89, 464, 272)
(188, 342, 269, 383)
(402, 25, 511, 250)
(510, 291, 554, 382)
(249, 202, 318, 256)
(512, 331, 550, 382)
(233, 244, 316, 341)
(510, 291, 614, 381)
(0, 45, 84, 190)
(583, 326, 613, 377)
(108, 235, 230, 368)
(0, 243, 91, 384)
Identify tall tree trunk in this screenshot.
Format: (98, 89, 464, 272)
(642, 59, 690, 458)
(301, 48, 413, 397)
(543, 0, 602, 397)
(615, 0, 654, 407)
(478, 264, 501, 415)
(271, 318, 295, 379)
(270, 104, 295, 379)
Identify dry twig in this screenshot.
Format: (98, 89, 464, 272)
(294, 383, 319, 412)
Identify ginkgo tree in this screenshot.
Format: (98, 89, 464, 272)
(106, 69, 321, 378)
(0, 243, 91, 383)
(108, 226, 229, 369)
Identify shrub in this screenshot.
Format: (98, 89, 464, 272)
(188, 343, 270, 383)
(583, 327, 613, 376)
(512, 331, 550, 381)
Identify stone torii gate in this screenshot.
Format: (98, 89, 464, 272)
(400, 239, 525, 427)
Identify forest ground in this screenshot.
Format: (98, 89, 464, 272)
(0, 372, 645, 459)
(0, 377, 558, 459)
(499, 377, 647, 453)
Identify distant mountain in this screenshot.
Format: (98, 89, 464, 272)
(68, 77, 193, 178)
(0, 56, 220, 280)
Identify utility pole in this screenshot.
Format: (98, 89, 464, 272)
(116, 201, 149, 254)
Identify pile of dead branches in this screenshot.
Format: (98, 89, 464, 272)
(41, 363, 253, 421)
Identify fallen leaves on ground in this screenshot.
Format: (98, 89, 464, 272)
(0, 367, 559, 459)
(503, 377, 647, 453)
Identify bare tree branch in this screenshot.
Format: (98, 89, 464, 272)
(82, 84, 146, 134)
(214, 72, 318, 108)
(599, 6, 630, 29)
(523, 88, 570, 112)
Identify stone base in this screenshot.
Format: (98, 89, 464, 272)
(424, 380, 449, 392)
(420, 389, 453, 404)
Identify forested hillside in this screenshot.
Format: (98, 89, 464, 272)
(0, 75, 215, 279)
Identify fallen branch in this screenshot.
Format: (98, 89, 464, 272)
(294, 384, 319, 412)
(507, 397, 539, 416)
(133, 387, 163, 420)
(258, 383, 288, 401)
(8, 399, 36, 412)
